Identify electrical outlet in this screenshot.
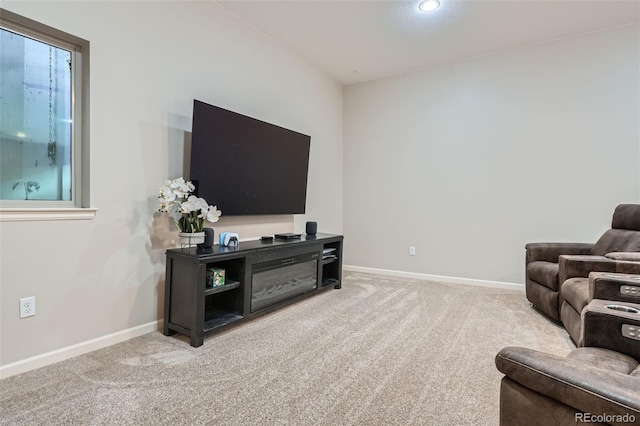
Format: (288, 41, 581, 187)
(20, 296, 36, 318)
(409, 246, 416, 256)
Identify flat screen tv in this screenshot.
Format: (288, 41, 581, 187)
(189, 99, 311, 216)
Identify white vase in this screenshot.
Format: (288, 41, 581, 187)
(179, 231, 205, 247)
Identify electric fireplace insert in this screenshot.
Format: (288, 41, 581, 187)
(251, 251, 318, 313)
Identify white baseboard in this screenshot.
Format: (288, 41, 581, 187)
(343, 265, 524, 291)
(0, 319, 162, 380)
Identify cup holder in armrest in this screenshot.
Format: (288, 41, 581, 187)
(605, 304, 640, 314)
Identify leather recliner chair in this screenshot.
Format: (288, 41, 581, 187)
(495, 298, 640, 426)
(525, 204, 640, 324)
(495, 345, 640, 426)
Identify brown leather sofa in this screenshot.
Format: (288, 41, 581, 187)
(495, 345, 640, 426)
(525, 204, 640, 330)
(496, 295, 640, 426)
(498, 205, 640, 425)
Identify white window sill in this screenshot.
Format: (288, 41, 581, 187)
(0, 207, 98, 222)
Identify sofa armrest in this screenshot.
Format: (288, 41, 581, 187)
(495, 347, 640, 418)
(525, 242, 594, 264)
(589, 272, 640, 304)
(559, 255, 616, 283)
(615, 260, 640, 275)
(582, 299, 640, 360)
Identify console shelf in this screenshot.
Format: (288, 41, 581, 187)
(204, 280, 240, 296)
(204, 311, 243, 332)
(321, 277, 340, 287)
(164, 233, 343, 347)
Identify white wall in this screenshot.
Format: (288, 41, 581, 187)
(0, 1, 343, 374)
(344, 23, 640, 285)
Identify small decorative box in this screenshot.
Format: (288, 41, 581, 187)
(207, 268, 225, 288)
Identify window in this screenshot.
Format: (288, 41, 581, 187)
(0, 9, 92, 220)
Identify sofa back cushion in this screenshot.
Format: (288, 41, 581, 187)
(612, 204, 640, 231)
(591, 229, 640, 256)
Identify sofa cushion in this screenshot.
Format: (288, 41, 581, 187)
(566, 347, 639, 375)
(527, 261, 559, 291)
(590, 229, 640, 256)
(560, 277, 590, 313)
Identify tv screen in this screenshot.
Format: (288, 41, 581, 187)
(189, 99, 311, 216)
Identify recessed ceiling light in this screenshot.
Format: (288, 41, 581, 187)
(419, 0, 440, 12)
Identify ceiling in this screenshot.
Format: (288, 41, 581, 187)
(216, 0, 640, 85)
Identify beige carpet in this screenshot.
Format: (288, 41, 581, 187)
(0, 271, 574, 425)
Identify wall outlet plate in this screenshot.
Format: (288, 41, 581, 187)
(19, 296, 36, 318)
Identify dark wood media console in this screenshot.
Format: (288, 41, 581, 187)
(163, 233, 343, 347)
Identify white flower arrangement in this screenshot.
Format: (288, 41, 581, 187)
(158, 177, 221, 233)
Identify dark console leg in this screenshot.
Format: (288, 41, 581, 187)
(163, 258, 178, 336)
(190, 334, 203, 348)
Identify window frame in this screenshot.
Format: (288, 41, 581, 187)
(0, 8, 94, 221)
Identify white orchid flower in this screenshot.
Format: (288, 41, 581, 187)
(158, 186, 179, 212)
(158, 177, 221, 232)
(159, 185, 176, 201)
(193, 196, 208, 210)
(169, 177, 186, 188)
(181, 196, 209, 213)
(173, 189, 190, 199)
(179, 196, 200, 213)
(205, 206, 222, 223)
(166, 178, 191, 198)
